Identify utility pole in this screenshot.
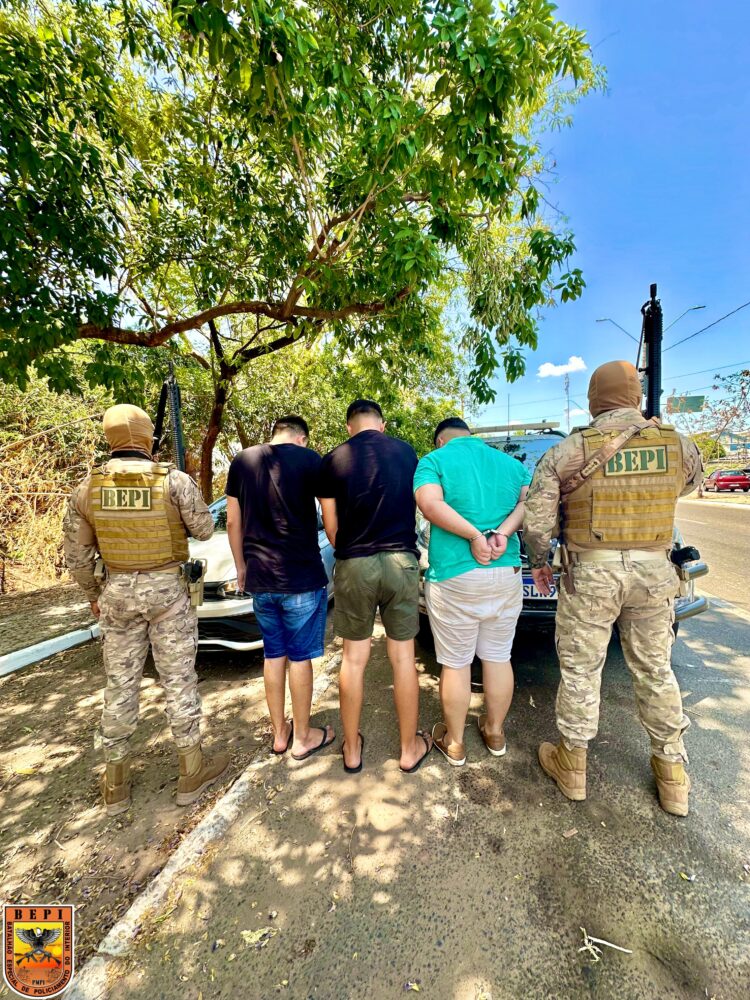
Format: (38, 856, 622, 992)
(564, 373, 570, 431)
(640, 283, 663, 420)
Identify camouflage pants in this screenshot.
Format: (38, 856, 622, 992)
(555, 554, 690, 763)
(98, 572, 201, 762)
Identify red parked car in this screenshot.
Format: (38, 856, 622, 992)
(703, 469, 750, 492)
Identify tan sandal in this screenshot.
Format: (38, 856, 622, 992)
(432, 722, 466, 766)
(478, 715, 507, 757)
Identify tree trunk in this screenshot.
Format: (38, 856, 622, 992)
(234, 412, 251, 450)
(200, 371, 232, 501)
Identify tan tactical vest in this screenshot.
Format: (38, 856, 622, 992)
(562, 423, 683, 549)
(88, 459, 188, 571)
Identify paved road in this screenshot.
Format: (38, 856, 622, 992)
(676, 499, 750, 609)
(7, 503, 749, 999)
(101, 608, 749, 999)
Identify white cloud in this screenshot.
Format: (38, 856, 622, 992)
(568, 408, 589, 418)
(537, 355, 587, 378)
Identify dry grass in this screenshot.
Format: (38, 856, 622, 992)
(0, 381, 108, 593)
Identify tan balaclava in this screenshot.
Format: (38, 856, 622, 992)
(102, 404, 154, 456)
(587, 361, 642, 417)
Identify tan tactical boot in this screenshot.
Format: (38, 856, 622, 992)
(651, 756, 691, 816)
(538, 742, 587, 801)
(176, 745, 231, 806)
(100, 759, 131, 817)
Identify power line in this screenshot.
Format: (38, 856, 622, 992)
(663, 360, 750, 381)
(482, 361, 749, 415)
(484, 393, 568, 411)
(665, 383, 716, 395)
(663, 300, 750, 352)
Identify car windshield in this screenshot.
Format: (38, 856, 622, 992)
(484, 433, 564, 473)
(207, 495, 325, 531)
(209, 497, 227, 530)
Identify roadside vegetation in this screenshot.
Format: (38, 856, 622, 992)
(1, 0, 605, 589)
(0, 335, 467, 592)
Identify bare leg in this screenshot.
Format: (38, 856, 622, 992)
(481, 659, 514, 736)
(288, 659, 334, 755)
(264, 656, 291, 752)
(339, 638, 371, 768)
(387, 637, 431, 769)
(439, 664, 472, 747)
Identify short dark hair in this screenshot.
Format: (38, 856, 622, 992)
(433, 417, 470, 445)
(272, 414, 309, 438)
(346, 398, 383, 422)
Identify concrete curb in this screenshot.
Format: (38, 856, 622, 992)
(0, 624, 100, 677)
(705, 596, 750, 625)
(66, 648, 342, 999)
(678, 498, 750, 511)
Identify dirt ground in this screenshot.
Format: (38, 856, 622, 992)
(2, 591, 749, 999)
(113, 608, 749, 1000)
(0, 606, 332, 966)
(79, 607, 750, 998)
(0, 583, 94, 656)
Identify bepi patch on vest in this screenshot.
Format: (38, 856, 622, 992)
(101, 487, 152, 509)
(604, 445, 668, 476)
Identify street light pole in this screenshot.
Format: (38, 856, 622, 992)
(663, 304, 705, 333)
(595, 317, 640, 344)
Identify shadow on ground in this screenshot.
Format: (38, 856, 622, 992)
(0, 622, 308, 963)
(108, 610, 750, 1000)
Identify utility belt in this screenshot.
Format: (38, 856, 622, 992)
(552, 543, 669, 596)
(94, 558, 207, 607)
(569, 549, 668, 564)
(105, 565, 181, 577)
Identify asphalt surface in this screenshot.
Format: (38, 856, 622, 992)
(4, 503, 748, 999)
(676, 499, 750, 609)
(107, 595, 749, 999)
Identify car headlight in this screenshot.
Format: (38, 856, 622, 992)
(216, 579, 249, 599)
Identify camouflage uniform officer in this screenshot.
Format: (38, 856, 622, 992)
(524, 361, 702, 816)
(63, 404, 230, 816)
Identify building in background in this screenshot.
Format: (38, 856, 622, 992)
(718, 429, 750, 457)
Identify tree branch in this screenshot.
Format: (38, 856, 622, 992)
(77, 289, 413, 348)
(188, 351, 211, 370)
(207, 318, 225, 360)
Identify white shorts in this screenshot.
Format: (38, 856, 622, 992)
(425, 566, 523, 668)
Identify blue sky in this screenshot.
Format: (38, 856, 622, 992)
(476, 0, 750, 428)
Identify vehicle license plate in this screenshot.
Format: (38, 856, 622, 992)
(522, 576, 557, 600)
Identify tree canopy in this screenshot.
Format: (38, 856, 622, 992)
(2, 0, 595, 402)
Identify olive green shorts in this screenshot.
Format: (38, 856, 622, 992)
(333, 552, 420, 641)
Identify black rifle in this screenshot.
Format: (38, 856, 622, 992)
(640, 283, 663, 420)
(152, 365, 186, 471)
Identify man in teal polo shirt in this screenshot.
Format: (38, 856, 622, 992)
(414, 418, 530, 766)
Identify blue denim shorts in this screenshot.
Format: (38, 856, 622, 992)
(252, 587, 328, 661)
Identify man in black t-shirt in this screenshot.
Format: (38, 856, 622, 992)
(226, 416, 335, 762)
(318, 400, 432, 775)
